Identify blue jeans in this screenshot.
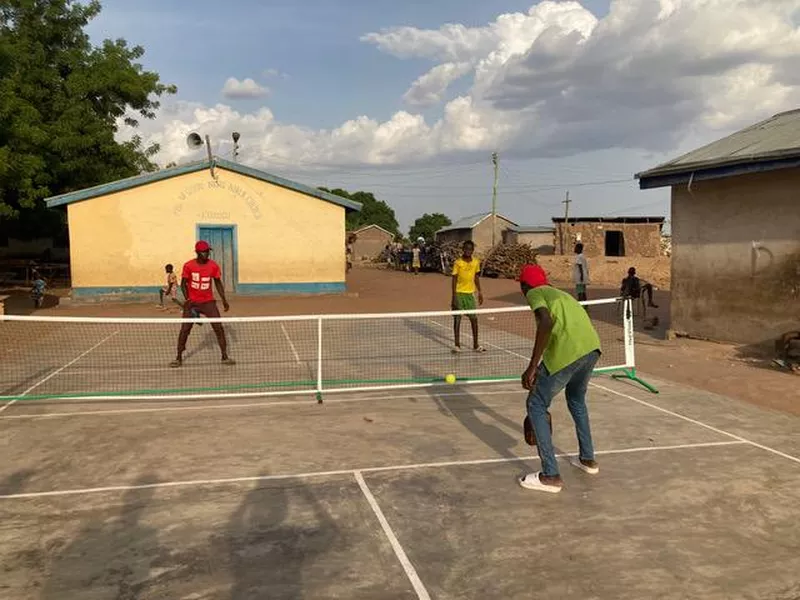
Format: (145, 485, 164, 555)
(526, 350, 600, 477)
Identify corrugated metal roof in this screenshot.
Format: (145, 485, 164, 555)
(636, 109, 800, 179)
(352, 223, 394, 237)
(45, 157, 363, 212)
(437, 212, 516, 233)
(552, 216, 665, 224)
(508, 225, 554, 233)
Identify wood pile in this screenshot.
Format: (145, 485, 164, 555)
(482, 243, 539, 279)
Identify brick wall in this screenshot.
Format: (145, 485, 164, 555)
(554, 221, 663, 257)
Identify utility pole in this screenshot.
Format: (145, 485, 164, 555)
(561, 191, 571, 254)
(491, 151, 499, 247)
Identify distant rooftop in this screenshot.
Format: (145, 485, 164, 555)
(552, 216, 665, 224)
(437, 212, 516, 233)
(508, 225, 554, 233)
(636, 109, 800, 189)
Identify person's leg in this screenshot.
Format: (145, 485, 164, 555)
(643, 283, 658, 307)
(198, 302, 234, 363)
(468, 316, 484, 351)
(520, 363, 572, 491)
(565, 350, 600, 473)
(172, 305, 194, 366)
(159, 288, 165, 306)
(453, 315, 462, 349)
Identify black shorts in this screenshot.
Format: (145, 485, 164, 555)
(183, 301, 220, 319)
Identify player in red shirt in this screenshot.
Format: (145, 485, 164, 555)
(170, 240, 235, 367)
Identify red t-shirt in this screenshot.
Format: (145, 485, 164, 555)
(182, 259, 221, 303)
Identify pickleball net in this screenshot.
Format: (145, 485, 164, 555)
(0, 297, 656, 402)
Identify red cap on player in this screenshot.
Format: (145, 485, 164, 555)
(195, 240, 211, 252)
(518, 264, 549, 288)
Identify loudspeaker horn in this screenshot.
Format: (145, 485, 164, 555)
(186, 132, 204, 149)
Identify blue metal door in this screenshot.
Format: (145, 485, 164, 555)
(198, 226, 236, 292)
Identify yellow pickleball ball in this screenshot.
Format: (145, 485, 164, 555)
(445, 374, 456, 384)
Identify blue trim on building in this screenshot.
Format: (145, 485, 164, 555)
(44, 157, 362, 212)
(71, 282, 346, 299)
(236, 282, 346, 295)
(196, 223, 239, 293)
(637, 156, 800, 190)
(72, 286, 162, 298)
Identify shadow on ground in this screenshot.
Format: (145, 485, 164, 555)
(0, 288, 60, 316)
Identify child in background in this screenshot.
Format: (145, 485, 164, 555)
(31, 269, 46, 309)
(411, 243, 421, 275)
(573, 243, 589, 301)
(620, 267, 659, 313)
(451, 240, 485, 353)
(159, 264, 178, 309)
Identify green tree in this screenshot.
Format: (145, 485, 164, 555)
(0, 0, 176, 228)
(319, 187, 400, 237)
(409, 212, 451, 243)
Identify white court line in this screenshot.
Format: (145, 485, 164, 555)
(591, 383, 800, 466)
(0, 386, 522, 421)
(0, 331, 119, 415)
(280, 323, 302, 365)
(0, 440, 746, 500)
(355, 471, 431, 600)
(426, 320, 800, 467)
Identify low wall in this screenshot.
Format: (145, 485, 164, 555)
(537, 256, 671, 290)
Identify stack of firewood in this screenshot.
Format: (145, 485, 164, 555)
(481, 243, 539, 279)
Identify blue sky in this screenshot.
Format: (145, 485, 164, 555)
(86, 0, 798, 235)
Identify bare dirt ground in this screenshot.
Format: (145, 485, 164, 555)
(7, 266, 799, 416)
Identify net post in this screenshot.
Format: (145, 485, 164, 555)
(316, 316, 323, 403)
(610, 298, 659, 394)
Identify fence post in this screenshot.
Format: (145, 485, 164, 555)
(316, 316, 323, 403)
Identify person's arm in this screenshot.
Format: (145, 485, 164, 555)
(522, 307, 553, 390)
(451, 262, 459, 309)
(214, 278, 230, 312)
(577, 259, 585, 284)
(474, 267, 483, 305)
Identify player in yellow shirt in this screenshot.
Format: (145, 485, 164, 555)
(451, 240, 485, 353)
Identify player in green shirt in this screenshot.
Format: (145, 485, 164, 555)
(517, 263, 602, 494)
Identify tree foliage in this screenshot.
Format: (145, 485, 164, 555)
(319, 187, 400, 237)
(409, 212, 451, 242)
(0, 0, 176, 226)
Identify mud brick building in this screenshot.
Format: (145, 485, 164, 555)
(636, 108, 800, 345)
(552, 217, 665, 257)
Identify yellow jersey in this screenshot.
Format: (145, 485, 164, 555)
(452, 257, 480, 294)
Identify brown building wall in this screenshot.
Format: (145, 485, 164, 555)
(504, 231, 555, 254)
(471, 215, 515, 252)
(670, 167, 800, 345)
(436, 229, 472, 246)
(350, 226, 393, 260)
(555, 221, 662, 257)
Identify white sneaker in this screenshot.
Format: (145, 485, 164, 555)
(568, 456, 599, 475)
(518, 472, 562, 493)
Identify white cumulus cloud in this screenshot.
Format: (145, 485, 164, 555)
(221, 77, 269, 99)
(402, 62, 473, 106)
(125, 0, 800, 169)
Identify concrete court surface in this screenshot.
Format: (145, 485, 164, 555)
(0, 374, 799, 600)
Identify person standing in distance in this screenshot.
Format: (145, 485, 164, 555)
(517, 263, 601, 494)
(574, 243, 589, 301)
(170, 240, 235, 368)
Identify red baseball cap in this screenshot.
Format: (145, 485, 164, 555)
(195, 240, 211, 252)
(518, 263, 549, 288)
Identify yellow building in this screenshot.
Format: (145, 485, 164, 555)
(45, 158, 362, 300)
